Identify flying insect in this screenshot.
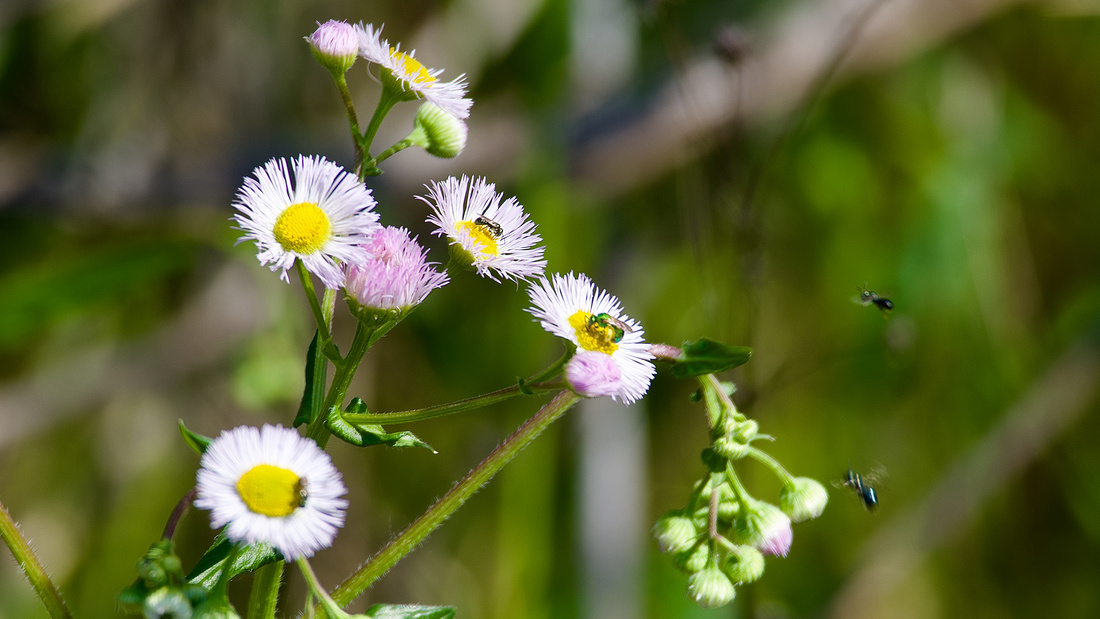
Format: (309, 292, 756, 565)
(838, 467, 878, 512)
(854, 285, 894, 316)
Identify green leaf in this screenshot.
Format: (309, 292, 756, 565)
(179, 420, 213, 455)
(325, 400, 436, 452)
(186, 538, 279, 587)
(293, 332, 322, 428)
(363, 604, 457, 619)
(670, 339, 753, 378)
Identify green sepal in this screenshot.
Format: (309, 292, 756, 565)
(186, 538, 280, 588)
(294, 332, 322, 428)
(363, 604, 457, 618)
(179, 420, 213, 455)
(326, 400, 436, 452)
(670, 339, 753, 378)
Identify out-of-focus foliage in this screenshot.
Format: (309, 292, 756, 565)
(2, 0, 1099, 617)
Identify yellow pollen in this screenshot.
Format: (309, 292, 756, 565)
(569, 310, 620, 355)
(273, 202, 331, 254)
(389, 48, 437, 85)
(457, 220, 500, 256)
(236, 464, 302, 518)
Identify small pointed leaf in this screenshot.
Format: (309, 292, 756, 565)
(670, 339, 753, 378)
(187, 538, 279, 587)
(363, 604, 457, 619)
(294, 332, 322, 427)
(179, 420, 213, 455)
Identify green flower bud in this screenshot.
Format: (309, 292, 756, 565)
(652, 510, 699, 554)
(713, 436, 749, 460)
(143, 587, 193, 619)
(687, 565, 737, 609)
(732, 419, 758, 443)
(780, 477, 829, 522)
(722, 545, 766, 584)
(191, 597, 241, 619)
(409, 102, 468, 158)
(733, 499, 793, 557)
(673, 542, 710, 574)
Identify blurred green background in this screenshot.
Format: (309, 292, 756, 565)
(3, 0, 1100, 617)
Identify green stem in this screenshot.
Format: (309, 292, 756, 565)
(344, 380, 564, 425)
(359, 91, 399, 178)
(298, 557, 350, 619)
(297, 261, 333, 346)
(726, 466, 753, 512)
(326, 390, 582, 609)
(306, 321, 376, 446)
(745, 446, 794, 484)
(527, 349, 570, 383)
(365, 138, 414, 170)
(0, 499, 72, 619)
(245, 561, 284, 619)
(332, 73, 363, 173)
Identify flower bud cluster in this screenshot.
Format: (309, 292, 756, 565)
(652, 376, 829, 609)
(118, 539, 209, 617)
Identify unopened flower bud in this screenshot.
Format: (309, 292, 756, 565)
(673, 542, 710, 574)
(713, 436, 749, 460)
(733, 499, 793, 557)
(687, 565, 737, 609)
(565, 351, 623, 398)
(733, 419, 758, 443)
(307, 20, 358, 75)
(409, 102, 468, 158)
(652, 511, 699, 554)
(143, 587, 193, 619)
(722, 545, 766, 584)
(780, 477, 829, 522)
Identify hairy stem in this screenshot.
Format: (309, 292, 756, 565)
(0, 499, 72, 619)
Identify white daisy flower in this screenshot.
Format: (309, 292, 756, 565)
(527, 272, 655, 404)
(355, 22, 472, 119)
(420, 176, 547, 283)
(345, 226, 450, 315)
(232, 155, 380, 289)
(194, 425, 348, 561)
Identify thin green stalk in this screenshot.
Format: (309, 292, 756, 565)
(298, 557, 351, 619)
(332, 73, 363, 172)
(297, 261, 333, 346)
(325, 390, 582, 609)
(745, 446, 794, 484)
(726, 466, 753, 512)
(358, 91, 399, 178)
(343, 380, 564, 425)
(246, 561, 284, 619)
(306, 321, 376, 445)
(0, 499, 71, 619)
(366, 138, 414, 169)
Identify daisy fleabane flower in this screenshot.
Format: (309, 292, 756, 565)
(345, 226, 449, 316)
(421, 176, 547, 282)
(195, 425, 348, 561)
(232, 155, 380, 289)
(355, 22, 472, 119)
(527, 272, 655, 404)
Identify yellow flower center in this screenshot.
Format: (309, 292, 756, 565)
(569, 310, 620, 355)
(236, 464, 303, 518)
(456, 220, 500, 256)
(389, 48, 437, 85)
(273, 202, 332, 254)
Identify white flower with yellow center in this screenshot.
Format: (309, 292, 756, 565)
(527, 272, 655, 404)
(232, 155, 380, 289)
(195, 425, 348, 561)
(421, 176, 547, 282)
(355, 22, 472, 119)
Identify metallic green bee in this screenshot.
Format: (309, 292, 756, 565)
(588, 312, 632, 343)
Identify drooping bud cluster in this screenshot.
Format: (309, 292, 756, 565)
(651, 374, 828, 609)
